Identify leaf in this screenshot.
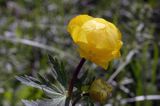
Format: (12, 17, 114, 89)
(22, 97, 67, 106)
(17, 75, 68, 106)
(36, 73, 64, 94)
(22, 100, 38, 106)
(16, 76, 66, 98)
(16, 56, 69, 106)
(151, 43, 159, 83)
(48, 55, 67, 88)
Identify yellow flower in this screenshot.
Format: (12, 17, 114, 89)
(89, 78, 112, 103)
(67, 15, 123, 69)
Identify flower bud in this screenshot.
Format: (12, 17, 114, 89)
(89, 78, 112, 103)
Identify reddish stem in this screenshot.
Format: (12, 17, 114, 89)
(68, 58, 86, 97)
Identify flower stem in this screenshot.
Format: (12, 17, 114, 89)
(68, 58, 86, 97)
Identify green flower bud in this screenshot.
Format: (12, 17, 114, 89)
(89, 78, 112, 103)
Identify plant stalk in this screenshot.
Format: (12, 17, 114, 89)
(68, 58, 86, 97)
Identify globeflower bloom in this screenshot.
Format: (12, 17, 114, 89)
(67, 15, 123, 69)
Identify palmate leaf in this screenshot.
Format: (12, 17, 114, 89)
(48, 55, 67, 88)
(16, 57, 69, 106)
(22, 100, 38, 106)
(17, 75, 67, 106)
(22, 97, 67, 106)
(16, 75, 65, 95)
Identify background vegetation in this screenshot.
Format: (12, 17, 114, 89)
(0, 0, 160, 106)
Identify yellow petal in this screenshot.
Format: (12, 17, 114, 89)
(81, 19, 110, 48)
(77, 42, 112, 69)
(106, 22, 122, 40)
(112, 50, 121, 58)
(67, 15, 93, 42)
(94, 60, 109, 69)
(92, 18, 122, 42)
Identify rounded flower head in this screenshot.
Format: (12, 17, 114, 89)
(89, 78, 112, 103)
(67, 15, 123, 69)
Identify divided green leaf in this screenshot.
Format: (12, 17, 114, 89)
(48, 55, 67, 88)
(16, 56, 68, 106)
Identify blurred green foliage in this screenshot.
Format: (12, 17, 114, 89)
(0, 0, 160, 106)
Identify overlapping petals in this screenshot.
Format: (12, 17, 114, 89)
(67, 15, 123, 69)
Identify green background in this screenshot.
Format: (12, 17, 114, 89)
(0, 0, 160, 106)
